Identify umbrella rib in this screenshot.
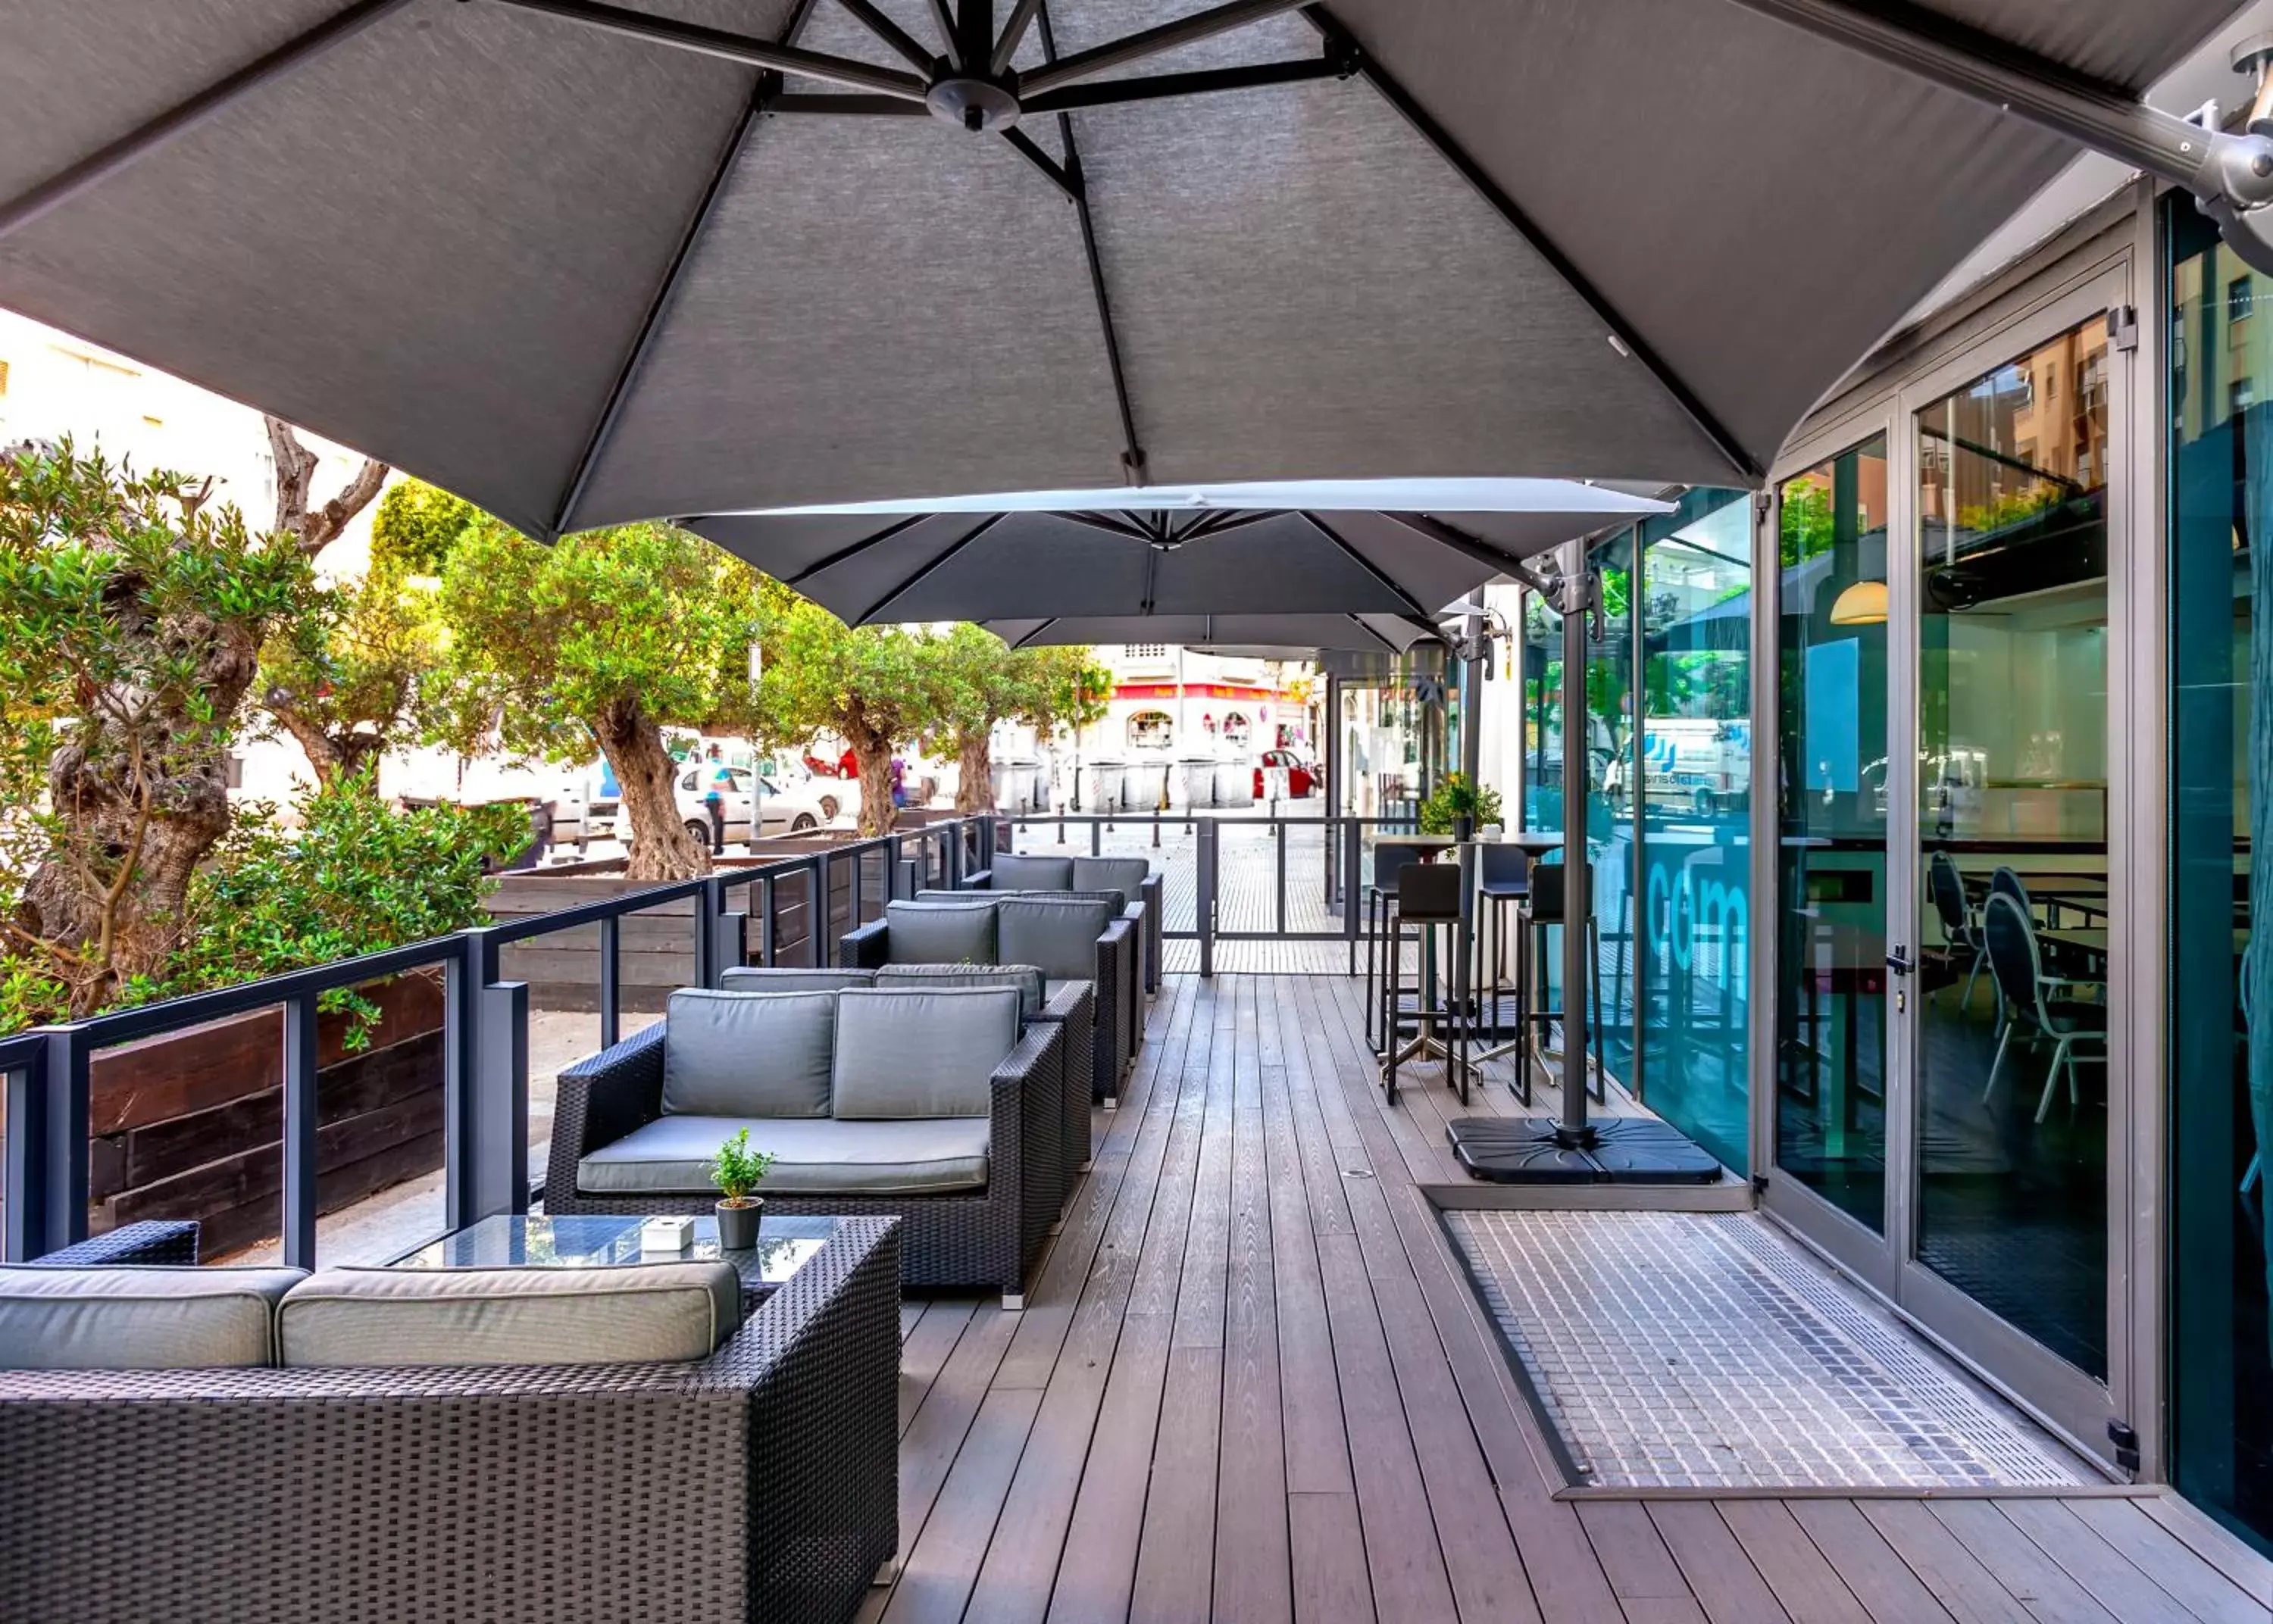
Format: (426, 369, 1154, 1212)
(858, 513, 1007, 623)
(1346, 614, 1403, 654)
(832, 0, 940, 73)
(490, 0, 930, 99)
(1020, 0, 1309, 100)
(992, 0, 1045, 75)
(1381, 510, 1567, 596)
(927, 0, 964, 67)
(0, 0, 417, 243)
(999, 129, 1083, 201)
(767, 92, 933, 114)
(1058, 511, 1153, 541)
(1037, 2, 1148, 483)
(1297, 511, 1436, 621)
(1299, 5, 1762, 483)
(1022, 52, 1344, 114)
(782, 512, 936, 586)
(1011, 619, 1058, 649)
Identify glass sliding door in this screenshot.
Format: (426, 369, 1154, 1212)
(1910, 319, 2113, 1382)
(1639, 490, 1753, 1172)
(1522, 594, 1563, 832)
(1774, 434, 1894, 1235)
(1590, 532, 1639, 1087)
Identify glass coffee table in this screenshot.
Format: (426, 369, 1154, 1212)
(389, 1213, 840, 1308)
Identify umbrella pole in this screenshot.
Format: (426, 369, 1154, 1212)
(1557, 540, 1596, 1148)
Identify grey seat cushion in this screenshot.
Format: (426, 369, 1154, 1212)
(833, 985, 1021, 1120)
(280, 1263, 740, 1369)
(0, 1265, 306, 1370)
(987, 852, 1075, 890)
(662, 988, 837, 1118)
(996, 895, 1115, 982)
(718, 967, 875, 993)
(1073, 856, 1150, 900)
(884, 898, 999, 964)
(874, 962, 1046, 1018)
(580, 1113, 991, 1196)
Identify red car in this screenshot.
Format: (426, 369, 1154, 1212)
(1253, 749, 1318, 799)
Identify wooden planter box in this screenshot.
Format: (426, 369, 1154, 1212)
(487, 838, 905, 1014)
(83, 970, 449, 1258)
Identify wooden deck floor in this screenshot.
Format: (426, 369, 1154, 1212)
(864, 973, 2273, 1624)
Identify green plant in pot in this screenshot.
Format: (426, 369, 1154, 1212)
(1418, 773, 1503, 839)
(709, 1128, 774, 1251)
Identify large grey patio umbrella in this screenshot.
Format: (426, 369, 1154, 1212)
(1, 0, 2256, 545)
(688, 487, 1666, 627)
(980, 611, 1441, 653)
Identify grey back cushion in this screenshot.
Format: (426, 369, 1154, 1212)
(278, 1261, 742, 1369)
(996, 895, 1115, 981)
(874, 962, 1046, 1018)
(719, 967, 874, 993)
(0, 1265, 306, 1370)
(662, 988, 836, 1118)
(832, 986, 1021, 1119)
(1073, 856, 1150, 901)
(988, 852, 1075, 891)
(884, 898, 999, 965)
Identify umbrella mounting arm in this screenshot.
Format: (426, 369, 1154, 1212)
(1722, 0, 2273, 278)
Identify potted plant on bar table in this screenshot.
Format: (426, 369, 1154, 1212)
(709, 1128, 774, 1251)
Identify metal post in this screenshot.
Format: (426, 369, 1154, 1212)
(1197, 817, 1218, 979)
(444, 930, 489, 1231)
(1343, 818, 1363, 974)
(2, 1048, 42, 1260)
(849, 848, 864, 927)
(599, 914, 622, 1048)
(716, 905, 749, 973)
(1559, 542, 1595, 1145)
(693, 876, 719, 989)
(280, 993, 320, 1269)
(811, 853, 830, 967)
(480, 979, 530, 1216)
(1275, 816, 1289, 937)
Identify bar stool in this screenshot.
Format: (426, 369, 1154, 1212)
(1515, 863, 1603, 1104)
(1382, 860, 1468, 1106)
(1473, 844, 1530, 1070)
(1363, 839, 1434, 1053)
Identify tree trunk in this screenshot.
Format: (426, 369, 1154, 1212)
(266, 701, 349, 792)
(596, 699, 708, 880)
(954, 730, 992, 815)
(853, 740, 897, 836)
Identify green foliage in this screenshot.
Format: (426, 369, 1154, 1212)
(432, 518, 764, 763)
(926, 624, 1111, 751)
(0, 439, 322, 1007)
(2, 774, 528, 1040)
(256, 558, 443, 785)
(1417, 772, 1503, 835)
(370, 479, 477, 575)
(710, 1126, 775, 1204)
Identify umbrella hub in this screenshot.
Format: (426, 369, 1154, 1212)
(927, 76, 1021, 132)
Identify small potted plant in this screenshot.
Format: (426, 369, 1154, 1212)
(709, 1128, 774, 1251)
(1418, 773, 1503, 842)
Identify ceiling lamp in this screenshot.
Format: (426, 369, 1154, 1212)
(1829, 579, 1889, 626)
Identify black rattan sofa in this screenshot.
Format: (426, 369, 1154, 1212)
(548, 984, 1064, 1303)
(0, 1216, 900, 1624)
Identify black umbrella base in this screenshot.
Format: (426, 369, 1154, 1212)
(1447, 1116, 1722, 1185)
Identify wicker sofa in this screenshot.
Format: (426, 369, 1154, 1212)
(843, 895, 1134, 1101)
(548, 984, 1064, 1301)
(961, 850, 1164, 996)
(0, 1216, 900, 1624)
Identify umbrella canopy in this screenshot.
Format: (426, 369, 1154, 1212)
(981, 611, 1442, 654)
(689, 486, 1669, 626)
(0, 1, 2234, 541)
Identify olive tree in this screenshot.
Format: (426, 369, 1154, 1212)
(928, 625, 1111, 814)
(433, 516, 764, 879)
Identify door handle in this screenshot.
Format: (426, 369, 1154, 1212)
(1886, 947, 1915, 976)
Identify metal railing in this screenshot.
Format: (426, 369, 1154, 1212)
(0, 815, 996, 1266)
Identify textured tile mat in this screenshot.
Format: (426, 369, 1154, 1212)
(1446, 1210, 2087, 1488)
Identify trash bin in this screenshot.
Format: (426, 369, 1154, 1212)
(992, 757, 1038, 814)
(1125, 757, 1170, 811)
(1085, 758, 1125, 814)
(1179, 757, 1218, 810)
(1214, 757, 1255, 808)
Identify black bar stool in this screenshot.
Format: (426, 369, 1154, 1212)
(1383, 860, 1468, 1106)
(1515, 863, 1603, 1104)
(1473, 843, 1531, 1069)
(1363, 839, 1433, 1053)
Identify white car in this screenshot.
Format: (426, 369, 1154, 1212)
(671, 764, 852, 845)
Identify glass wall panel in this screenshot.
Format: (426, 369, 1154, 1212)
(1590, 533, 1638, 1086)
(1639, 489, 1752, 1173)
(1912, 319, 2111, 1381)
(2168, 200, 2273, 1557)
(1775, 435, 1892, 1232)
(1521, 595, 1563, 832)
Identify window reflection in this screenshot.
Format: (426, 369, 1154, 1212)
(1912, 317, 2111, 1381)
